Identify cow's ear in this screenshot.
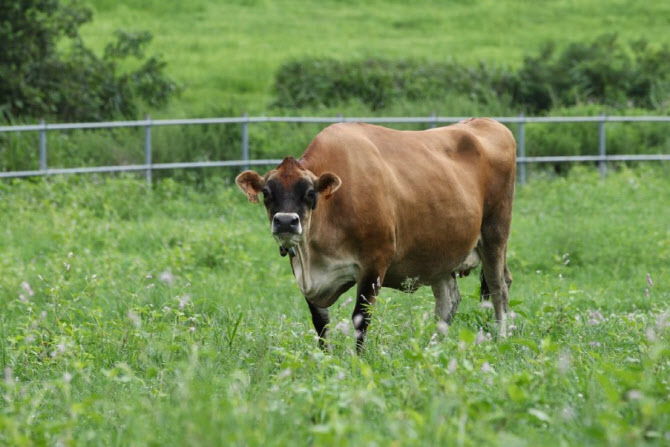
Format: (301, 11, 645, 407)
(235, 170, 265, 203)
(315, 172, 342, 200)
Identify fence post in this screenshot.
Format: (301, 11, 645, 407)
(241, 113, 249, 171)
(39, 119, 47, 172)
(144, 115, 152, 185)
(598, 114, 606, 178)
(430, 112, 437, 128)
(518, 113, 526, 185)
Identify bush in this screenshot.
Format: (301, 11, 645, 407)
(273, 58, 515, 111)
(0, 0, 177, 122)
(273, 35, 670, 115)
(513, 34, 670, 113)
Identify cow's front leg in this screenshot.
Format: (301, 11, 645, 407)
(352, 272, 383, 353)
(306, 298, 330, 351)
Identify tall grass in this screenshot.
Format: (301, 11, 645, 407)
(1, 166, 669, 445)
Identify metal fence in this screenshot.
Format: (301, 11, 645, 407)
(2, 115, 670, 184)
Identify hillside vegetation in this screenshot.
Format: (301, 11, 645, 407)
(81, 0, 670, 116)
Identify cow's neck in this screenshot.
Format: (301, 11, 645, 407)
(290, 232, 314, 295)
(288, 226, 358, 308)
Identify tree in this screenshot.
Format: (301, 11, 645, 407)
(0, 0, 177, 122)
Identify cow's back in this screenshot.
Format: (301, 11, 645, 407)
(299, 119, 515, 287)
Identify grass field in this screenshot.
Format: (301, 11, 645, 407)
(1, 165, 669, 445)
(79, 0, 670, 116)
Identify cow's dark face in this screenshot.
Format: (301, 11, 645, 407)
(235, 157, 342, 249)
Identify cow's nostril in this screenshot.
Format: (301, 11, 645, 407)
(272, 213, 301, 234)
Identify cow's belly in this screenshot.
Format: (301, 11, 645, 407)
(385, 237, 481, 289)
(291, 254, 358, 308)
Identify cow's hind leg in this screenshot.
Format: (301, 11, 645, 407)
(306, 299, 330, 351)
(431, 275, 462, 325)
(480, 256, 512, 301)
(478, 235, 511, 337)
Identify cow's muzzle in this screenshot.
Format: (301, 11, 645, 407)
(272, 212, 302, 235)
(272, 212, 302, 248)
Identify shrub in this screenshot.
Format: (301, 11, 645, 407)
(273, 35, 670, 114)
(513, 34, 670, 113)
(273, 58, 515, 111)
(0, 0, 177, 122)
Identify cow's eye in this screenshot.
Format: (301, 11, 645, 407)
(262, 188, 271, 201)
(304, 190, 317, 208)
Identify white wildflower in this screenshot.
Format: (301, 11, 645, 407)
(178, 294, 191, 310)
(448, 358, 457, 374)
(561, 406, 576, 420)
(339, 297, 353, 308)
(20, 281, 34, 297)
(626, 390, 642, 400)
(557, 351, 571, 375)
(159, 270, 175, 287)
(476, 327, 487, 345)
(646, 328, 657, 342)
(127, 311, 141, 328)
(334, 319, 350, 335)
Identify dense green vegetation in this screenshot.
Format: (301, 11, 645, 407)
(0, 0, 176, 122)
(79, 0, 670, 116)
(2, 1, 670, 175)
(2, 2, 669, 444)
(274, 36, 670, 112)
(0, 167, 669, 445)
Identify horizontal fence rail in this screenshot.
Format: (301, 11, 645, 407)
(2, 115, 670, 184)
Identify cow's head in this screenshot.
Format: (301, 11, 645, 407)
(235, 157, 342, 250)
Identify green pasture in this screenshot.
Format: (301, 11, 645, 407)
(0, 165, 669, 445)
(80, 0, 670, 116)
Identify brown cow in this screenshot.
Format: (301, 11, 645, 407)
(236, 118, 515, 351)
